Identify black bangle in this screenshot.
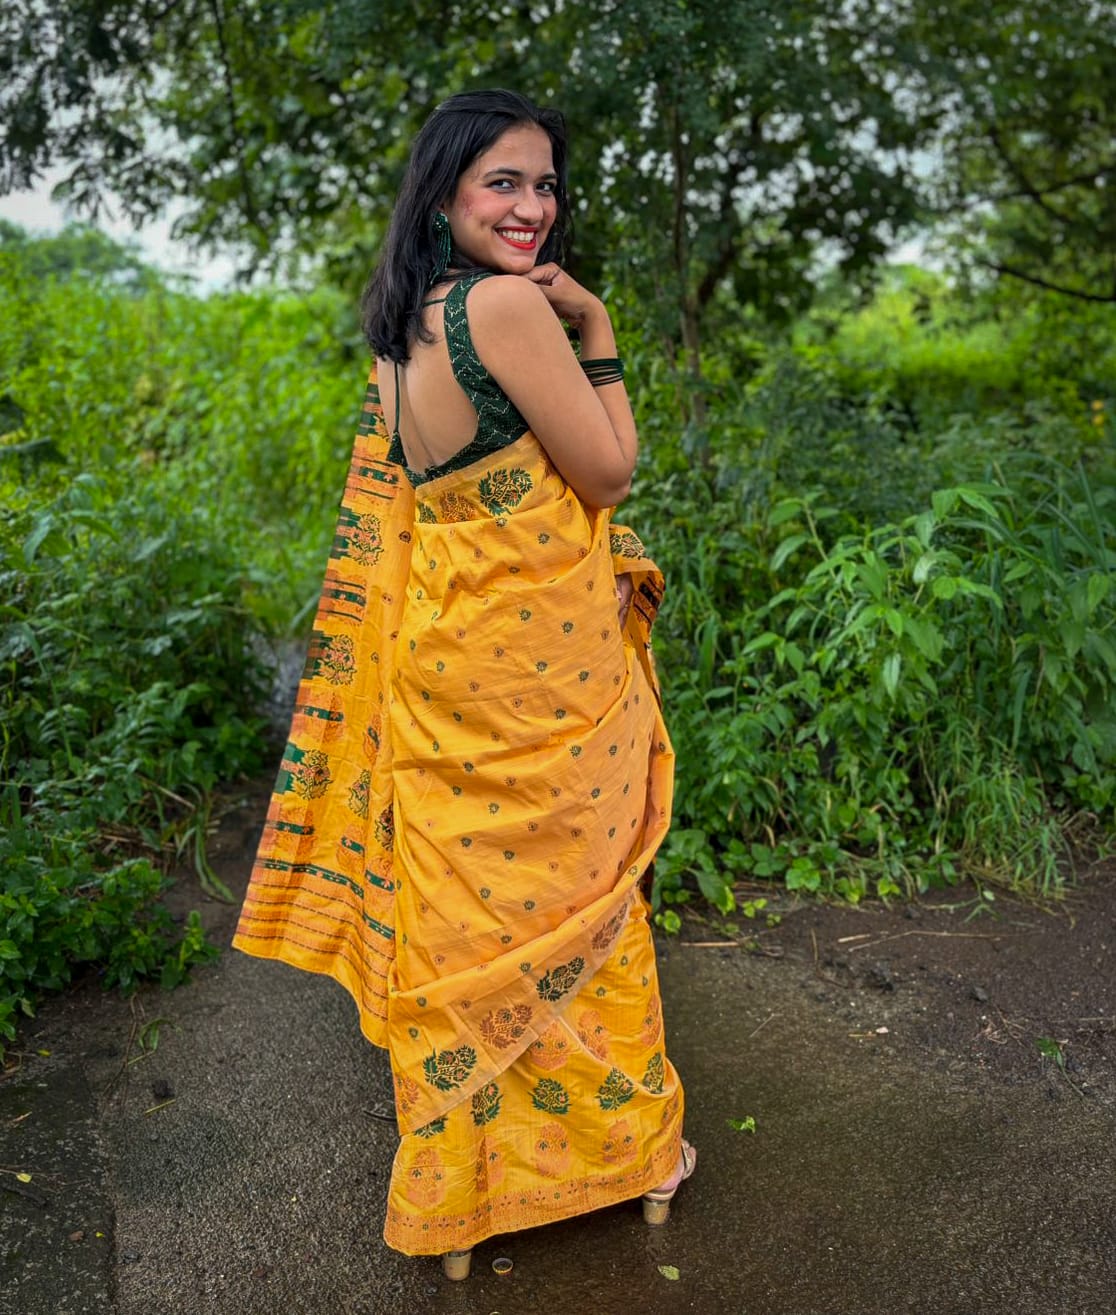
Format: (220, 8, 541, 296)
(581, 357, 625, 387)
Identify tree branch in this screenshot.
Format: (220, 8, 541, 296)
(208, 0, 260, 233)
(694, 119, 764, 311)
(932, 162, 1114, 217)
(987, 125, 1076, 228)
(976, 257, 1116, 303)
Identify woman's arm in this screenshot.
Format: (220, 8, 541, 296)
(466, 272, 638, 509)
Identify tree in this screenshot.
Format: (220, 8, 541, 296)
(4, 0, 1112, 407)
(0, 4, 927, 378)
(898, 0, 1116, 304)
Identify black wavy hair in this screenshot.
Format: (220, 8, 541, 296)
(362, 89, 571, 363)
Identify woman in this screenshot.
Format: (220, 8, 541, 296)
(233, 89, 693, 1280)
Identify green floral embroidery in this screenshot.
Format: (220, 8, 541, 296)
(536, 956, 585, 1002)
(290, 748, 332, 800)
(343, 510, 384, 564)
(643, 1052, 665, 1094)
(415, 1116, 446, 1138)
(348, 769, 371, 819)
(609, 529, 645, 559)
(417, 501, 438, 523)
(423, 1044, 478, 1092)
(531, 1078, 570, 1116)
(471, 1080, 502, 1126)
(477, 467, 533, 516)
(597, 1068, 635, 1111)
(319, 633, 356, 685)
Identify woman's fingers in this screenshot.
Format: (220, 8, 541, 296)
(524, 263, 562, 287)
(523, 267, 601, 326)
(616, 573, 634, 625)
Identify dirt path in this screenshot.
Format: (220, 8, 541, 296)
(3, 778, 1115, 1315)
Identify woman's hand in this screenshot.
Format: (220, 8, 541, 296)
(523, 263, 603, 329)
(616, 573, 634, 626)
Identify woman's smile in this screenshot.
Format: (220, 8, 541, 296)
(496, 227, 539, 250)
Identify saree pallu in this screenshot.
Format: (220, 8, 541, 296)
(234, 366, 683, 1254)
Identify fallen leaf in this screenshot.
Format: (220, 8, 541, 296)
(16, 1172, 32, 1183)
(69, 1230, 85, 1243)
(658, 1264, 680, 1281)
(726, 1116, 756, 1134)
(37, 1049, 51, 1057)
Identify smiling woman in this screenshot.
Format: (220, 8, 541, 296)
(233, 88, 693, 1280)
(443, 125, 559, 268)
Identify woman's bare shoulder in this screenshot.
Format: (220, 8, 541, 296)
(467, 273, 551, 318)
(466, 275, 566, 360)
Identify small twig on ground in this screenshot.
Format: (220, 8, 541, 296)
(845, 930, 1006, 954)
(102, 998, 145, 1101)
(811, 928, 851, 988)
(1, 1178, 49, 1207)
(362, 1107, 396, 1124)
(994, 1008, 1029, 1045)
(747, 1013, 778, 1040)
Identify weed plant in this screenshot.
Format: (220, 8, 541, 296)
(0, 228, 355, 1045)
(627, 273, 1116, 913)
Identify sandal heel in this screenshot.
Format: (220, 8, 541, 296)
(442, 1248, 472, 1280)
(643, 1196, 671, 1226)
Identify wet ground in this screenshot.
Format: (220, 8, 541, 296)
(3, 778, 1115, 1315)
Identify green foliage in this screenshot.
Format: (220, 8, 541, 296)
(627, 269, 1116, 910)
(0, 227, 356, 1046)
(905, 0, 1116, 302)
(4, 218, 1116, 1035)
(0, 788, 219, 1046)
(637, 452, 1116, 909)
(0, 0, 931, 337)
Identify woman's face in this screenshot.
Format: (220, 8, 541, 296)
(443, 123, 559, 274)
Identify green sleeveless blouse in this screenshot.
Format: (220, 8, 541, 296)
(387, 271, 531, 486)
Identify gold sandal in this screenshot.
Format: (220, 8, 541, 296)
(642, 1139, 697, 1225)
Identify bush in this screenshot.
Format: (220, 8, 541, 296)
(0, 472, 270, 1039)
(0, 226, 358, 1043)
(641, 466, 1116, 909)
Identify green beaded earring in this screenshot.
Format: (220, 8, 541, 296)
(431, 211, 452, 282)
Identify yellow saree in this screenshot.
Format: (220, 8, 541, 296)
(233, 365, 683, 1254)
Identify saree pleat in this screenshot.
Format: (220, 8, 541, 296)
(234, 366, 683, 1253)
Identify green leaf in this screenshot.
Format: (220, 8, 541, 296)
(770, 533, 811, 571)
(931, 489, 959, 518)
(1036, 1037, 1065, 1071)
(768, 499, 806, 528)
(882, 653, 902, 698)
(1086, 572, 1111, 616)
(726, 1116, 756, 1134)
